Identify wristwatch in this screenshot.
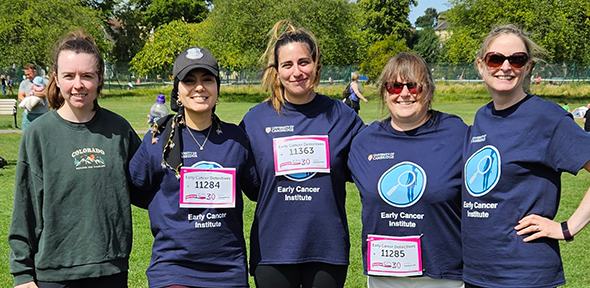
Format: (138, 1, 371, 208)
(561, 221, 574, 242)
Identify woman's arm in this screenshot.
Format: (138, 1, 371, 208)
(515, 160, 590, 242)
(351, 82, 368, 103)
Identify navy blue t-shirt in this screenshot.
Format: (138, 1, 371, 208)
(240, 93, 365, 272)
(129, 121, 259, 288)
(348, 111, 466, 280)
(462, 94, 590, 287)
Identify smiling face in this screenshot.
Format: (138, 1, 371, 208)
(477, 33, 531, 101)
(386, 75, 430, 131)
(277, 42, 317, 104)
(55, 51, 101, 113)
(178, 68, 218, 117)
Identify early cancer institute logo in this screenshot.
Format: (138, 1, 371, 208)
(192, 161, 222, 169)
(285, 172, 316, 182)
(378, 161, 426, 208)
(464, 145, 501, 197)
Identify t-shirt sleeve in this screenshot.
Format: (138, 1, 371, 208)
(129, 133, 159, 205)
(547, 115, 590, 174)
(128, 130, 150, 208)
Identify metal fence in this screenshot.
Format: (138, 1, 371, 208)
(3, 62, 590, 93)
(102, 63, 360, 90)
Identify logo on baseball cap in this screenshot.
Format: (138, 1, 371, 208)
(173, 47, 219, 81)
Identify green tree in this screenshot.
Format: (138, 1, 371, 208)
(82, 0, 120, 18)
(107, 0, 209, 64)
(0, 0, 108, 69)
(359, 34, 409, 82)
(108, 8, 146, 63)
(412, 27, 441, 63)
(143, 0, 209, 29)
(357, 0, 417, 42)
(415, 7, 438, 28)
(130, 20, 205, 77)
(443, 0, 590, 65)
(200, 0, 359, 70)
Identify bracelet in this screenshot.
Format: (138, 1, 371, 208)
(561, 221, 574, 242)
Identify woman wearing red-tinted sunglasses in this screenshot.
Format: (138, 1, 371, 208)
(347, 52, 467, 288)
(463, 24, 590, 288)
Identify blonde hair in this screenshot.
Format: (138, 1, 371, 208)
(378, 53, 435, 107)
(351, 72, 360, 82)
(475, 24, 545, 72)
(261, 20, 322, 113)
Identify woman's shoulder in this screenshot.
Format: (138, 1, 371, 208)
(525, 95, 570, 118)
(99, 107, 133, 124)
(220, 120, 246, 135)
(433, 110, 467, 125)
(242, 101, 274, 119)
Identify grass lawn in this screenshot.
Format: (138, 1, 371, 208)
(1, 82, 590, 287)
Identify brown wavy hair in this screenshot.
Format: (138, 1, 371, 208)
(261, 20, 322, 113)
(47, 30, 104, 110)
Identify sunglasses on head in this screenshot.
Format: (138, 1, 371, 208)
(484, 52, 529, 69)
(385, 82, 420, 95)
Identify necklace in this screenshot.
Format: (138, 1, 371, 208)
(187, 125, 212, 150)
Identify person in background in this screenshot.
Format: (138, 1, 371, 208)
(562, 100, 570, 112)
(8, 30, 141, 288)
(129, 47, 259, 288)
(18, 76, 46, 111)
(463, 24, 590, 288)
(240, 20, 365, 288)
(7, 75, 14, 95)
(584, 103, 590, 132)
(1, 74, 6, 95)
(18, 64, 49, 132)
(348, 52, 465, 288)
(346, 72, 368, 114)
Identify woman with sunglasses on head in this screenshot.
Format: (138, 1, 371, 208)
(463, 24, 590, 288)
(240, 20, 365, 288)
(129, 47, 259, 288)
(347, 52, 466, 288)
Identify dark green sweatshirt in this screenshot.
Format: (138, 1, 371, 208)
(8, 108, 141, 286)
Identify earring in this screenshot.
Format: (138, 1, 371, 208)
(176, 99, 183, 107)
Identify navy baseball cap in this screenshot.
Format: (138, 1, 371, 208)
(173, 47, 219, 80)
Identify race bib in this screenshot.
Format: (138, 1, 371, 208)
(367, 234, 423, 277)
(179, 167, 236, 208)
(273, 135, 330, 176)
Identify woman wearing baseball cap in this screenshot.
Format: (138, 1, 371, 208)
(129, 47, 259, 288)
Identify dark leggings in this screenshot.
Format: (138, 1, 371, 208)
(254, 262, 348, 288)
(37, 272, 127, 288)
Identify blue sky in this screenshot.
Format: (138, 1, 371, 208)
(409, 0, 450, 26)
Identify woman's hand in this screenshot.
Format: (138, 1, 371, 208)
(515, 214, 563, 242)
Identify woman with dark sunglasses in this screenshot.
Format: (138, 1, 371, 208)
(462, 24, 590, 288)
(347, 52, 466, 288)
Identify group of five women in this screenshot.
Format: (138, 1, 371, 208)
(9, 20, 590, 288)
